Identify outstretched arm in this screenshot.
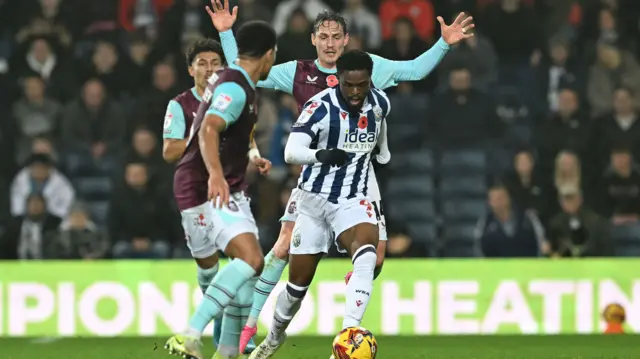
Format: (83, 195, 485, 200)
(372, 12, 475, 89)
(219, 30, 296, 93)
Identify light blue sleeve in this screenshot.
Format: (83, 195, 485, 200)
(220, 30, 239, 66)
(163, 100, 186, 139)
(205, 82, 247, 128)
(220, 30, 296, 94)
(256, 61, 297, 93)
(370, 38, 450, 89)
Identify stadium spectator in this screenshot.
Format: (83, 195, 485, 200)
(594, 87, 640, 171)
(535, 88, 594, 175)
(125, 127, 171, 189)
(534, 38, 586, 113)
(20, 136, 60, 165)
(233, 0, 274, 28)
(553, 151, 588, 205)
(548, 184, 612, 257)
(502, 149, 552, 224)
(341, 0, 382, 50)
(155, 0, 218, 62)
(118, 0, 174, 39)
(379, 17, 431, 92)
(481, 0, 543, 66)
(5, 193, 62, 259)
(426, 67, 501, 146)
(272, 0, 331, 36)
(9, 36, 76, 101)
(598, 147, 640, 222)
(61, 78, 125, 167)
(275, 9, 316, 64)
(44, 201, 109, 259)
(82, 41, 135, 99)
(379, 0, 435, 42)
(109, 161, 172, 258)
(437, 21, 498, 92)
(12, 74, 62, 157)
(127, 34, 153, 91)
(10, 153, 74, 219)
(587, 41, 640, 117)
(131, 62, 179, 139)
(475, 185, 547, 257)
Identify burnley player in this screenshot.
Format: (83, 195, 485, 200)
(162, 38, 257, 355)
(164, 20, 277, 359)
(250, 50, 388, 359)
(207, 1, 475, 351)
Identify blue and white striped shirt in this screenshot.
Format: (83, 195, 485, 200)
(289, 87, 391, 204)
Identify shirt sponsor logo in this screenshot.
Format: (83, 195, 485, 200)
(212, 93, 232, 112)
(342, 130, 377, 153)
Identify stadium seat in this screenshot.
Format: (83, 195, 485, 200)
(388, 150, 434, 173)
(486, 146, 514, 175)
(439, 175, 487, 197)
(441, 239, 479, 257)
(440, 149, 487, 172)
(443, 222, 478, 241)
(611, 223, 640, 256)
(386, 198, 435, 223)
(386, 175, 434, 198)
(86, 201, 109, 225)
(442, 199, 487, 220)
(74, 177, 113, 201)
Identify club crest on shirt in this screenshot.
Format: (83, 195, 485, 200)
(163, 110, 173, 129)
(293, 101, 321, 126)
(373, 105, 383, 121)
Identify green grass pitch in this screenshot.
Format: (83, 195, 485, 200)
(1, 335, 638, 359)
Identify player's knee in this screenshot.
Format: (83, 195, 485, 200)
(273, 223, 293, 259)
(351, 224, 379, 252)
(243, 254, 265, 275)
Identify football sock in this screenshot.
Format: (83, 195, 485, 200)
(187, 259, 256, 338)
(247, 250, 288, 327)
(218, 275, 256, 359)
(196, 263, 222, 346)
(267, 282, 307, 345)
(343, 245, 376, 329)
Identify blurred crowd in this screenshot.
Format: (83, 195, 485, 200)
(1, 0, 640, 260)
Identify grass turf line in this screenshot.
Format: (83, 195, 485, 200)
(1, 335, 639, 359)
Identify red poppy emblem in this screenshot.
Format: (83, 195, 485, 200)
(326, 75, 338, 87)
(358, 115, 368, 129)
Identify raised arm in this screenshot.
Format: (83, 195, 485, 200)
(162, 100, 188, 162)
(208, 1, 296, 93)
(372, 12, 475, 89)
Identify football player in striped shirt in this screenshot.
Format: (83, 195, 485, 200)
(249, 50, 389, 359)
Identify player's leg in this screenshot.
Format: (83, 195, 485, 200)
(166, 203, 222, 359)
(333, 198, 379, 329)
(345, 199, 387, 284)
(240, 190, 300, 351)
(250, 197, 329, 359)
(171, 199, 263, 359)
(215, 276, 257, 359)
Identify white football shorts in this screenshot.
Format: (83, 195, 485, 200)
(289, 190, 378, 255)
(181, 192, 259, 258)
(281, 165, 387, 241)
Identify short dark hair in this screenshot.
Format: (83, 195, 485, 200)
(336, 50, 373, 76)
(236, 21, 277, 58)
(313, 10, 348, 35)
(614, 85, 634, 97)
(185, 38, 225, 67)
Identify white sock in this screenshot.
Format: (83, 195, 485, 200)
(267, 282, 307, 344)
(343, 245, 376, 328)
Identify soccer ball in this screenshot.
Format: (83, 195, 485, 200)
(332, 327, 377, 359)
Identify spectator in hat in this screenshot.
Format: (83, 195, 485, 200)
(10, 153, 75, 218)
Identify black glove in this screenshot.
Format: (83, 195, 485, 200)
(316, 149, 348, 166)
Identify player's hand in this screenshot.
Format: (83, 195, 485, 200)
(206, 0, 238, 32)
(252, 157, 271, 176)
(438, 12, 475, 45)
(316, 149, 349, 167)
(207, 174, 229, 208)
